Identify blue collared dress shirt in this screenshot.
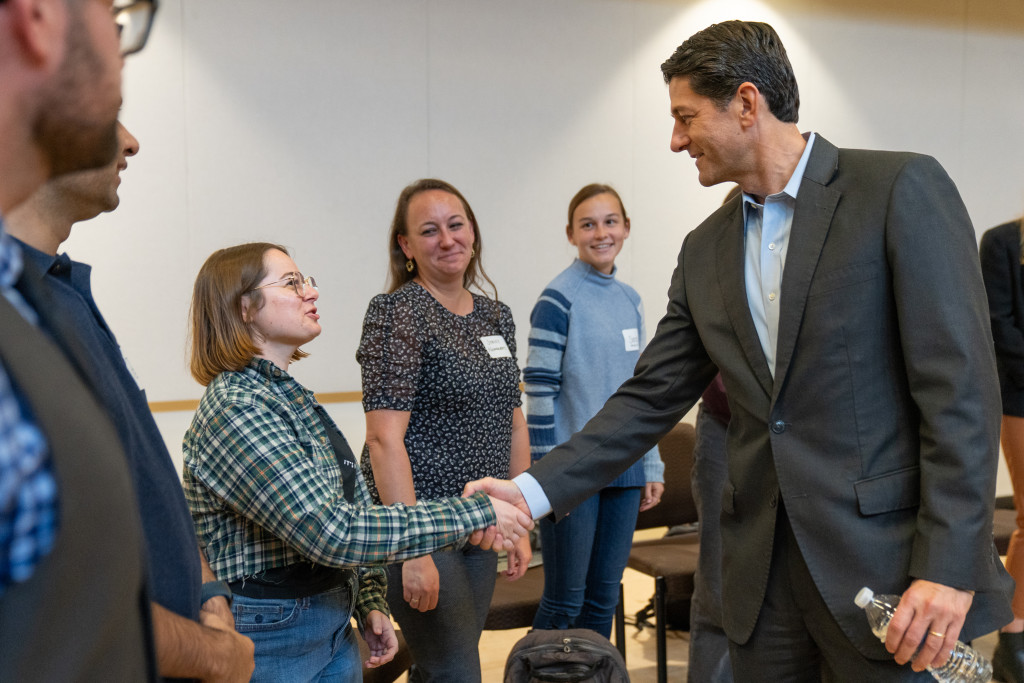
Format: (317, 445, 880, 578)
(742, 132, 816, 376)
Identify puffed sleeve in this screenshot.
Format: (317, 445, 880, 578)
(358, 293, 424, 411)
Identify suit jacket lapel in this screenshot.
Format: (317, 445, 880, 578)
(772, 136, 841, 398)
(716, 201, 774, 398)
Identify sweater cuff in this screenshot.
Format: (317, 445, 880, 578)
(643, 448, 665, 483)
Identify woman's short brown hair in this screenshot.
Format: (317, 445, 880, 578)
(188, 242, 308, 386)
(385, 178, 497, 299)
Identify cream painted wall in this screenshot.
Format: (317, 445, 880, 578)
(66, 0, 1024, 492)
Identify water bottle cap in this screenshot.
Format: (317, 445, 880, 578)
(854, 587, 874, 608)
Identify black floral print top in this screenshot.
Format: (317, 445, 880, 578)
(357, 281, 522, 501)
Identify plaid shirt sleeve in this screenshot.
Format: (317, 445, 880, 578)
(190, 400, 497, 569)
(354, 565, 388, 623)
(352, 474, 388, 622)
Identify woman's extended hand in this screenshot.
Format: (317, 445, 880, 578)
(402, 555, 440, 612)
(361, 610, 398, 668)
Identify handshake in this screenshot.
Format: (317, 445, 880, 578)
(462, 477, 535, 551)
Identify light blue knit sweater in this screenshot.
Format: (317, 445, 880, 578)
(524, 259, 663, 486)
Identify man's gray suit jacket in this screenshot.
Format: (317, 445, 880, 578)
(528, 134, 1014, 657)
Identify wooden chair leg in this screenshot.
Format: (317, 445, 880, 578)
(655, 575, 667, 683)
(615, 583, 626, 663)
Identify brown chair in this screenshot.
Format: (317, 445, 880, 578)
(618, 421, 700, 683)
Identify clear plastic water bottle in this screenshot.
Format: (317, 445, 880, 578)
(854, 587, 992, 683)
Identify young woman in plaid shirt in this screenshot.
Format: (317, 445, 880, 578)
(183, 242, 531, 683)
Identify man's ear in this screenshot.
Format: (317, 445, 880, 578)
(735, 81, 762, 127)
(6, 0, 69, 68)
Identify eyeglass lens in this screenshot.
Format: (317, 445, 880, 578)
(292, 276, 317, 297)
(114, 2, 156, 56)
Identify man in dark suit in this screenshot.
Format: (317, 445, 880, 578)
(468, 20, 1013, 680)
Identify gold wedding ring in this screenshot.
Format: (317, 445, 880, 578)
(928, 630, 946, 639)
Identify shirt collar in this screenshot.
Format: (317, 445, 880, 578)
(742, 131, 817, 208)
(248, 356, 292, 381)
(246, 357, 318, 405)
(13, 237, 59, 279)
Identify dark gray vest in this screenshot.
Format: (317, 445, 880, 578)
(0, 294, 154, 680)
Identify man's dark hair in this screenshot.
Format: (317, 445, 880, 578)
(661, 20, 800, 124)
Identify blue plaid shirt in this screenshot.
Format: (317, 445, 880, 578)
(0, 226, 57, 596)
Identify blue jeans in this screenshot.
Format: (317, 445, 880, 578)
(386, 545, 497, 683)
(533, 486, 643, 638)
(232, 584, 360, 683)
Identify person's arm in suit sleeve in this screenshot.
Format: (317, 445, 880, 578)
(526, 235, 717, 519)
(637, 300, 666, 510)
(980, 227, 1024, 386)
(882, 154, 1002, 669)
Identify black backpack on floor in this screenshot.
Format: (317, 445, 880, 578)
(504, 628, 629, 682)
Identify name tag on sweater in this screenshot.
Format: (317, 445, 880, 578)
(622, 328, 639, 351)
(480, 335, 512, 358)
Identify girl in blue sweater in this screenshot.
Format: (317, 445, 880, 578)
(525, 184, 665, 637)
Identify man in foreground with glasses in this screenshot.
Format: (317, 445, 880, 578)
(5, 119, 256, 681)
(0, 0, 164, 678)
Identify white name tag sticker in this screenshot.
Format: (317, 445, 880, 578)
(480, 335, 512, 358)
(622, 328, 640, 351)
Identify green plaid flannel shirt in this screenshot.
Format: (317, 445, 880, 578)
(183, 358, 496, 623)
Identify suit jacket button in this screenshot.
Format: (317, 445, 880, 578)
(769, 492, 778, 508)
(771, 420, 786, 434)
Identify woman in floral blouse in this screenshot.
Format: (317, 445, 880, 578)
(359, 179, 531, 682)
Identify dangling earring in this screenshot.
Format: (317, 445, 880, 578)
(406, 259, 415, 273)
(470, 248, 476, 258)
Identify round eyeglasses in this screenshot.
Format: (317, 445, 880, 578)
(251, 273, 318, 298)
